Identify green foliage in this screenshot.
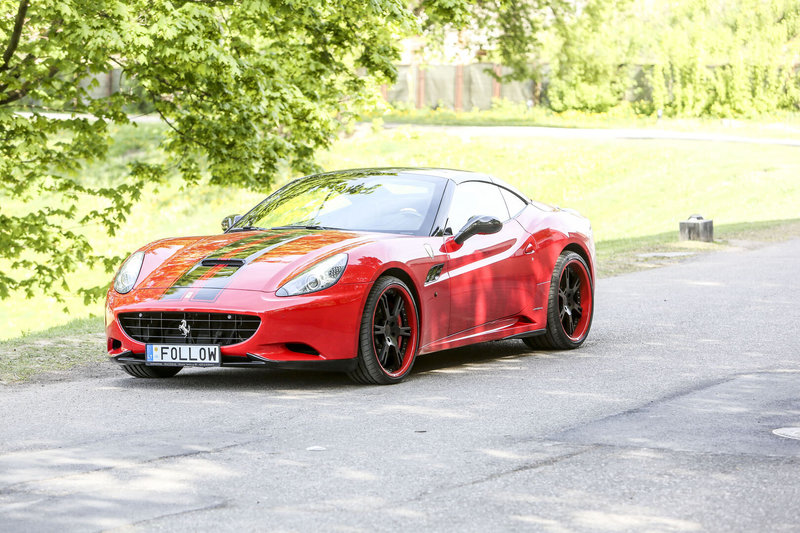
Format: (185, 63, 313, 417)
(546, 0, 632, 112)
(436, 0, 800, 116)
(2, 0, 799, 308)
(634, 0, 800, 117)
(475, 0, 564, 83)
(0, 0, 463, 302)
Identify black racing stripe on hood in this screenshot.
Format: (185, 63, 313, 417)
(191, 287, 224, 302)
(160, 265, 238, 301)
(159, 231, 314, 301)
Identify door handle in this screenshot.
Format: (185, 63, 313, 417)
(524, 243, 535, 255)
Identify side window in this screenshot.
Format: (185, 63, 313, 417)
(500, 188, 528, 218)
(446, 181, 510, 234)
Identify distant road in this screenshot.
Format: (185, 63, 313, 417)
(384, 122, 800, 147)
(16, 111, 800, 146)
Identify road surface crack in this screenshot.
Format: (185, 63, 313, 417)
(410, 446, 594, 501)
(112, 500, 230, 530)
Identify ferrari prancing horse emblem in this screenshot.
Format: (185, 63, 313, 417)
(178, 319, 191, 337)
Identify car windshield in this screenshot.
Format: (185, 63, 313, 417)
(232, 171, 447, 235)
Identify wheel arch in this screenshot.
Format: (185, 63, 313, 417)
(562, 243, 594, 287)
(378, 267, 422, 315)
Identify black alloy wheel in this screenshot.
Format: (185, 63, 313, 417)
(349, 276, 420, 384)
(524, 250, 594, 350)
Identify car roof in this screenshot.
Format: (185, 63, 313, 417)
(313, 168, 530, 201)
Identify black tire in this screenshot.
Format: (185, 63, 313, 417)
(523, 250, 594, 351)
(120, 364, 183, 378)
(348, 276, 420, 385)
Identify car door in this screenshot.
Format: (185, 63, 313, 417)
(444, 181, 534, 335)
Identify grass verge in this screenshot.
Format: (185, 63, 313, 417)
(596, 218, 800, 277)
(0, 317, 105, 384)
(3, 218, 799, 384)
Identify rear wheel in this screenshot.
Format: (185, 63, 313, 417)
(120, 365, 183, 378)
(524, 251, 593, 350)
(348, 276, 420, 385)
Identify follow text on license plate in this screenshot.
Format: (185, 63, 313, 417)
(146, 345, 220, 366)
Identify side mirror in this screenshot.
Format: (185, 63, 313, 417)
(454, 215, 503, 245)
(221, 214, 242, 232)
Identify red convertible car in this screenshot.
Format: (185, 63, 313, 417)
(106, 168, 594, 384)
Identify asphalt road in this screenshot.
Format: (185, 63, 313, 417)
(1, 239, 799, 532)
(382, 123, 800, 147)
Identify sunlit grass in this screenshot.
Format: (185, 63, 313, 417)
(2, 122, 799, 340)
(320, 127, 800, 242)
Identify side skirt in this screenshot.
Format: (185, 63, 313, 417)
(420, 319, 546, 355)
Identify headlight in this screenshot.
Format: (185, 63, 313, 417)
(113, 251, 145, 294)
(276, 253, 348, 297)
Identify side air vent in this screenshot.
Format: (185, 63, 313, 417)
(119, 312, 260, 346)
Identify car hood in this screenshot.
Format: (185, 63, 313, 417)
(134, 228, 377, 296)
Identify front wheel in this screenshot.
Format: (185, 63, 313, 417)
(524, 251, 594, 350)
(348, 276, 420, 385)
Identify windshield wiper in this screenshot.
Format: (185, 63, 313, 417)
(269, 225, 338, 231)
(227, 226, 268, 232)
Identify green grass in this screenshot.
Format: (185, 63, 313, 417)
(596, 218, 800, 277)
(2, 120, 800, 343)
(321, 126, 800, 241)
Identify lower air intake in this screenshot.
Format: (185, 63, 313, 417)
(119, 312, 261, 346)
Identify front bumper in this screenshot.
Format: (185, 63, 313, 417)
(109, 351, 357, 372)
(106, 284, 368, 369)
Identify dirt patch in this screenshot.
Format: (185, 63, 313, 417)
(0, 333, 108, 385)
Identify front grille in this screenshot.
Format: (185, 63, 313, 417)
(119, 312, 261, 346)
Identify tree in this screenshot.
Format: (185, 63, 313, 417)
(546, 0, 633, 112)
(413, 0, 565, 82)
(0, 0, 449, 302)
(411, 0, 624, 103)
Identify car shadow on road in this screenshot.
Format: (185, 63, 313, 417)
(109, 339, 546, 391)
(413, 339, 542, 373)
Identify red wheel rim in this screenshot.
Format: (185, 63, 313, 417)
(558, 259, 592, 341)
(370, 285, 419, 378)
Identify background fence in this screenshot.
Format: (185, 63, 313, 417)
(79, 64, 538, 113)
(74, 62, 800, 115)
(383, 64, 539, 110)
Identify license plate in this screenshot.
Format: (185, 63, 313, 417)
(146, 345, 221, 367)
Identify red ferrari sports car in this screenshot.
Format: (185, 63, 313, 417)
(106, 168, 594, 384)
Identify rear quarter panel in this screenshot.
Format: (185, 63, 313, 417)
(515, 204, 596, 315)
